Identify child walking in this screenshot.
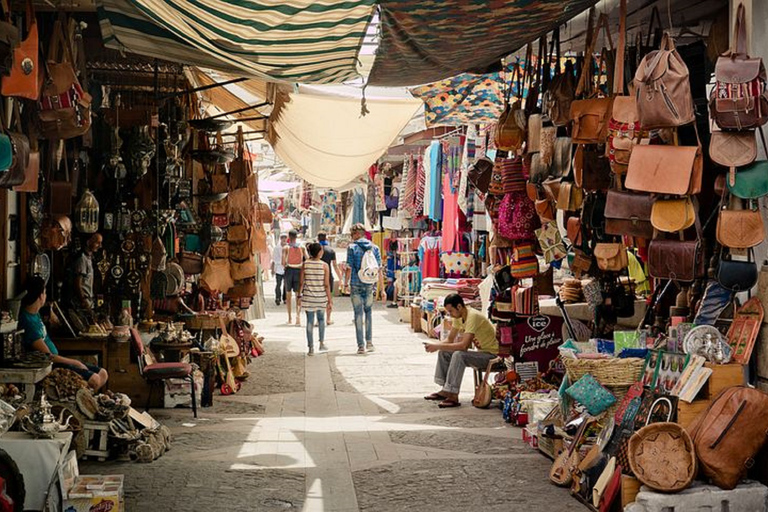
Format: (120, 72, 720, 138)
(299, 243, 332, 355)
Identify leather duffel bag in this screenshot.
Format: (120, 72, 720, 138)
(688, 386, 768, 490)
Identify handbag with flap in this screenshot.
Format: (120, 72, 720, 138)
(567, 216, 583, 248)
(228, 223, 250, 243)
(625, 144, 702, 195)
(717, 249, 758, 293)
(571, 98, 613, 144)
(605, 190, 654, 238)
(557, 181, 583, 211)
(179, 251, 203, 275)
(2, 0, 39, 100)
(231, 257, 257, 280)
(650, 197, 695, 233)
(468, 156, 493, 194)
(229, 240, 252, 261)
(209, 241, 229, 259)
(727, 160, 768, 199)
(200, 257, 234, 293)
(575, 144, 612, 191)
(716, 203, 765, 249)
(648, 238, 705, 282)
(710, 130, 756, 171)
(594, 243, 628, 272)
(710, 4, 768, 130)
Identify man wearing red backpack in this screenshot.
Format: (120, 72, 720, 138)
(346, 224, 381, 354)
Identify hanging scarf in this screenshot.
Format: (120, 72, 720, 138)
(413, 154, 426, 217)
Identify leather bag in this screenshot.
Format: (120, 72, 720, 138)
(200, 257, 234, 292)
(571, 98, 613, 144)
(594, 243, 628, 272)
(228, 240, 252, 261)
(0, 101, 30, 189)
(650, 197, 695, 233)
(717, 250, 758, 293)
(716, 205, 764, 249)
(605, 190, 653, 238)
(567, 216, 583, 247)
(228, 278, 256, 299)
(710, 4, 768, 130)
(625, 144, 702, 195)
(633, 32, 695, 129)
(228, 188, 252, 224)
(471, 359, 494, 408)
(254, 202, 273, 224)
(468, 156, 493, 194)
(527, 114, 542, 153)
(575, 144, 612, 191)
(688, 386, 768, 490)
(49, 148, 72, 215)
(557, 182, 583, 211)
(648, 239, 704, 282)
(211, 173, 228, 194)
(231, 257, 257, 280)
(552, 137, 572, 178)
(209, 241, 229, 259)
(179, 251, 203, 275)
(228, 223, 250, 243)
(209, 197, 228, 215)
(544, 60, 576, 127)
(710, 130, 756, 169)
(38, 19, 91, 140)
(607, 96, 644, 175)
(2, 0, 39, 100)
(495, 98, 526, 153)
(727, 160, 768, 199)
(571, 250, 595, 278)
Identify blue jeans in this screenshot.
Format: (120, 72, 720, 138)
(351, 285, 373, 348)
(305, 309, 326, 348)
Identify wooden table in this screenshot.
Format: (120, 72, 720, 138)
(55, 336, 110, 367)
(0, 364, 52, 403)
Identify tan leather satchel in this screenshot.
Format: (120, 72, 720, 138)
(710, 130, 757, 186)
(209, 241, 229, 259)
(716, 204, 765, 249)
(688, 387, 768, 490)
(495, 100, 526, 153)
(634, 32, 695, 129)
(228, 223, 250, 243)
(228, 188, 252, 224)
(209, 197, 228, 215)
(651, 197, 696, 233)
(200, 257, 234, 293)
(211, 173, 228, 194)
(231, 257, 258, 280)
(625, 144, 702, 195)
(570, 98, 613, 144)
(228, 240, 252, 261)
(594, 243, 628, 271)
(527, 114, 542, 153)
(557, 182, 583, 211)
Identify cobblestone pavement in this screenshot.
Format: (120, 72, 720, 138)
(82, 278, 574, 511)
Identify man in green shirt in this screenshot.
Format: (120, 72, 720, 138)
(424, 293, 498, 408)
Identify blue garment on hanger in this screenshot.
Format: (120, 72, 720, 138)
(429, 140, 442, 222)
(352, 189, 365, 224)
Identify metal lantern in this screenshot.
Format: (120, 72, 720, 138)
(74, 189, 99, 234)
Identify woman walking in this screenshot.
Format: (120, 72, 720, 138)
(299, 243, 332, 355)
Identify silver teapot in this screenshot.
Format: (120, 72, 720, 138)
(20, 393, 71, 438)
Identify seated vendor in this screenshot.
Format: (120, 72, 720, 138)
(19, 276, 108, 391)
(424, 293, 498, 408)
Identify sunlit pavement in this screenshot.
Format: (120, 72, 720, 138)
(81, 277, 574, 511)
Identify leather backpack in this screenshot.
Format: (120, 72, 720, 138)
(688, 386, 768, 490)
(710, 4, 768, 131)
(495, 62, 526, 153)
(543, 55, 576, 127)
(634, 32, 695, 129)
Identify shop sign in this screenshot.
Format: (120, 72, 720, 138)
(511, 314, 564, 369)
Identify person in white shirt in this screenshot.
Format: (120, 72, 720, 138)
(272, 233, 288, 306)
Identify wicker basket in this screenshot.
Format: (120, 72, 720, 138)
(628, 422, 696, 492)
(563, 357, 645, 387)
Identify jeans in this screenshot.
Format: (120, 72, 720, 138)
(434, 350, 496, 395)
(351, 285, 373, 348)
(275, 273, 285, 303)
(305, 310, 326, 348)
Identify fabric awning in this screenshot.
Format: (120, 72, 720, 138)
(267, 90, 422, 188)
(410, 73, 505, 127)
(97, 0, 376, 84)
(368, 0, 598, 86)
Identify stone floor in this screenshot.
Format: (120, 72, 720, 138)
(82, 280, 574, 511)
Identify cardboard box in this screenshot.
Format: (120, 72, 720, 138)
(410, 305, 422, 333)
(59, 451, 125, 512)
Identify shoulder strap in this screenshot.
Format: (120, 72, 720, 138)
(576, 8, 597, 97)
(734, 3, 747, 55)
(645, 6, 663, 49)
(613, 0, 627, 96)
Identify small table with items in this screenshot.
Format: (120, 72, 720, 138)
(55, 336, 110, 367)
(0, 364, 52, 403)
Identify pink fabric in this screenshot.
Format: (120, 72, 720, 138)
(423, 247, 441, 279)
(442, 171, 459, 251)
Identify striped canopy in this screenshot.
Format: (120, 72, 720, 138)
(97, 0, 376, 84)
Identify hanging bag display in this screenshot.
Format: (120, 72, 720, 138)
(717, 248, 758, 293)
(543, 28, 576, 127)
(650, 197, 696, 233)
(2, 0, 38, 99)
(716, 200, 765, 249)
(38, 18, 91, 140)
(710, 129, 757, 186)
(594, 243, 628, 272)
(495, 60, 526, 153)
(710, 4, 768, 130)
(634, 32, 695, 129)
(604, 190, 653, 238)
(625, 141, 702, 195)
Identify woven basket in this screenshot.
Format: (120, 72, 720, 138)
(605, 385, 630, 419)
(563, 358, 645, 387)
(628, 422, 696, 492)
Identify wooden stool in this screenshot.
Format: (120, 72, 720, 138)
(83, 420, 111, 461)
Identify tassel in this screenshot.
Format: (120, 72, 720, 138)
(360, 84, 370, 117)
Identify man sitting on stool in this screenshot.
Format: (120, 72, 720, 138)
(424, 293, 498, 408)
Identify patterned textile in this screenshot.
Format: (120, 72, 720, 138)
(375, 173, 387, 212)
(410, 73, 505, 127)
(366, 179, 377, 227)
(422, 146, 432, 218)
(321, 191, 337, 233)
(98, 0, 376, 84)
(400, 155, 416, 217)
(369, 0, 598, 86)
(301, 180, 313, 210)
(413, 155, 426, 216)
(458, 125, 478, 215)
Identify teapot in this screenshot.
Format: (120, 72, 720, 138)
(20, 393, 71, 438)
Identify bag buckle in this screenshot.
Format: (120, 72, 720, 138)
(745, 457, 755, 469)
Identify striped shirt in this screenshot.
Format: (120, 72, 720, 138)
(301, 259, 328, 311)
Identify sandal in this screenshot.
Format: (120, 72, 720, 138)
(438, 399, 461, 408)
(424, 392, 445, 401)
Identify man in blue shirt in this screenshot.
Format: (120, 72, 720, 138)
(18, 276, 108, 390)
(345, 223, 381, 354)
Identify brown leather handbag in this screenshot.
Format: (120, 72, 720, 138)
(625, 144, 702, 195)
(228, 240, 252, 261)
(228, 188, 251, 223)
(716, 203, 765, 249)
(495, 62, 527, 153)
(2, 0, 39, 100)
(254, 202, 273, 224)
(557, 182, 583, 211)
(179, 251, 203, 275)
(228, 223, 249, 243)
(688, 387, 768, 490)
(650, 197, 696, 233)
(227, 278, 256, 299)
(605, 190, 654, 238)
(634, 32, 695, 129)
(574, 144, 612, 191)
(594, 243, 628, 272)
(566, 216, 583, 247)
(710, 4, 768, 131)
(209, 197, 228, 215)
(231, 257, 257, 280)
(200, 257, 234, 293)
(252, 224, 268, 253)
(648, 239, 705, 282)
(468, 156, 493, 194)
(710, 130, 758, 186)
(570, 98, 613, 144)
(211, 172, 228, 194)
(209, 241, 229, 259)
